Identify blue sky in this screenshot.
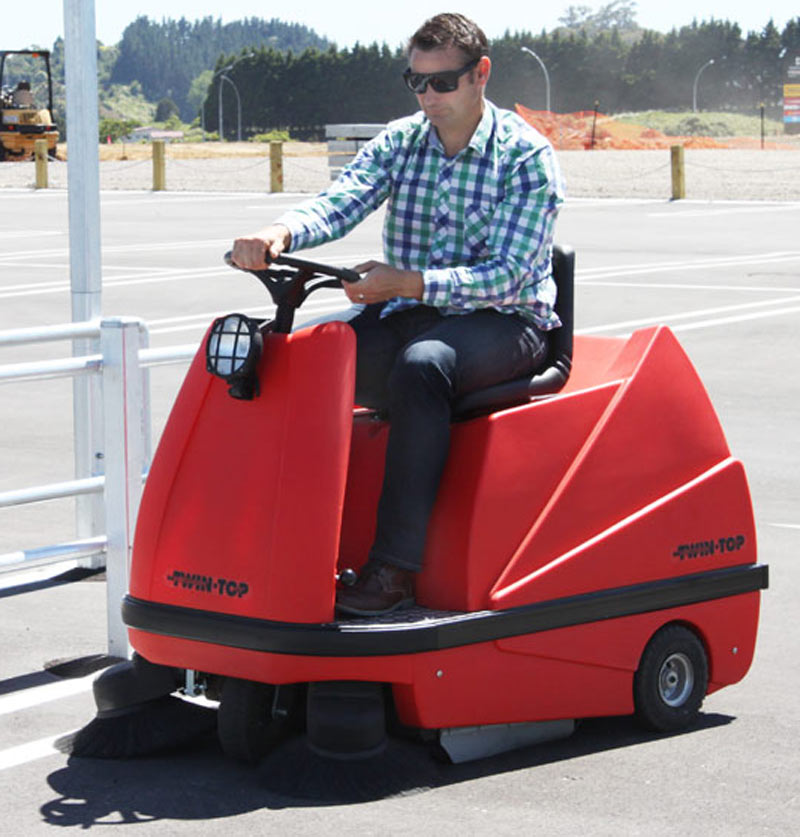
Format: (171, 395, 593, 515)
(7, 1, 797, 50)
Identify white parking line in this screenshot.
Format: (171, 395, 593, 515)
(0, 267, 231, 300)
(0, 673, 94, 717)
(100, 193, 300, 206)
(648, 203, 800, 218)
(0, 237, 235, 262)
(0, 261, 70, 271)
(0, 675, 93, 766)
(670, 305, 800, 332)
(579, 295, 800, 334)
(580, 281, 800, 293)
(0, 231, 64, 240)
(0, 253, 379, 301)
(584, 303, 800, 336)
(243, 198, 343, 210)
(0, 734, 66, 771)
(99, 192, 307, 206)
(0, 188, 304, 203)
(579, 251, 800, 281)
(149, 299, 352, 336)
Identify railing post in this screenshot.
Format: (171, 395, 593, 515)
(270, 141, 283, 192)
(34, 139, 49, 188)
(101, 317, 147, 657)
(152, 140, 166, 191)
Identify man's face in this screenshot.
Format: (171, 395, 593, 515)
(407, 46, 487, 133)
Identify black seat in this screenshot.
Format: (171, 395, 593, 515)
(452, 244, 574, 419)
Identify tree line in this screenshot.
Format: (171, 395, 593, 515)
(111, 16, 330, 119)
(202, 17, 800, 138)
(8, 15, 330, 129)
(9, 10, 799, 139)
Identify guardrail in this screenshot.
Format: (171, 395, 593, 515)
(0, 318, 196, 655)
(325, 123, 384, 180)
(32, 139, 287, 192)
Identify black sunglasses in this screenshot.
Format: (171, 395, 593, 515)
(403, 58, 480, 94)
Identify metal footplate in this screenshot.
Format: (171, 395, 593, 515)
(439, 719, 576, 763)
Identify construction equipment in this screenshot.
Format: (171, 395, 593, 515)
(0, 50, 58, 161)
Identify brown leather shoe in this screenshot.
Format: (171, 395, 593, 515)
(335, 561, 415, 616)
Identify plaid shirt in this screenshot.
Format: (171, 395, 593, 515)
(278, 100, 565, 329)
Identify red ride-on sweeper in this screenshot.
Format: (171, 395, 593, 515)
(70, 247, 767, 768)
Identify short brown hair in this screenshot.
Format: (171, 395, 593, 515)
(408, 13, 489, 61)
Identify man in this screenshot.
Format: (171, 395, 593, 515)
(232, 13, 564, 616)
(12, 81, 34, 108)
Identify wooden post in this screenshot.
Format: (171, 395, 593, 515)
(34, 139, 49, 188)
(590, 100, 599, 149)
(670, 144, 685, 200)
(270, 141, 284, 192)
(152, 140, 166, 191)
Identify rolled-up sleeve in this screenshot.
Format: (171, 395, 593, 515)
(277, 133, 395, 250)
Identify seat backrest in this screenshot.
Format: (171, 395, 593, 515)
(452, 244, 575, 418)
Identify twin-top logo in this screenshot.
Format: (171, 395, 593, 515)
(166, 569, 249, 598)
(672, 534, 746, 561)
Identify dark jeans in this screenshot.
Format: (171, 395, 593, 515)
(346, 304, 548, 573)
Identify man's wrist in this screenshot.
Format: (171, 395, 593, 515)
(268, 223, 292, 253)
(401, 270, 424, 300)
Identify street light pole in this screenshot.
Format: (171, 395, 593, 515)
(693, 58, 715, 113)
(212, 52, 255, 141)
(217, 65, 232, 141)
(220, 74, 242, 142)
(521, 46, 551, 113)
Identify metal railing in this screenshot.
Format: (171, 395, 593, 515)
(0, 318, 196, 655)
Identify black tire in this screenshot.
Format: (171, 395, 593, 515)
(217, 678, 278, 764)
(633, 624, 708, 732)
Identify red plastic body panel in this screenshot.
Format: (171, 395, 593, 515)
(130, 587, 760, 729)
(391, 592, 761, 728)
(128, 323, 762, 730)
(340, 327, 756, 614)
(130, 322, 355, 624)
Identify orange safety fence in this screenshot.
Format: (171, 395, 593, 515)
(515, 104, 796, 150)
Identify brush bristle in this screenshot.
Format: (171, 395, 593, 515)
(258, 735, 444, 802)
(56, 696, 217, 759)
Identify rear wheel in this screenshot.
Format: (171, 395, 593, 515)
(634, 624, 708, 732)
(217, 678, 281, 763)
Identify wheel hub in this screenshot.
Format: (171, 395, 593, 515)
(658, 652, 694, 707)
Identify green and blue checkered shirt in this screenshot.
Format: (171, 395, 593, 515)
(278, 100, 565, 329)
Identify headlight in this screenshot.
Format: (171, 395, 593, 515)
(205, 314, 263, 400)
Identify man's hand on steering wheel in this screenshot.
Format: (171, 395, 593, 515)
(231, 224, 291, 270)
(345, 261, 424, 305)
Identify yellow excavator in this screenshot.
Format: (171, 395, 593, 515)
(0, 49, 58, 161)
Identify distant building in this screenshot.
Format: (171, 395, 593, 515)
(124, 127, 184, 142)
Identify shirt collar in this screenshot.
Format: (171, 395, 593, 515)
(468, 102, 494, 154)
(424, 100, 495, 157)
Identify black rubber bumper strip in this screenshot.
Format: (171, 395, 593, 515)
(122, 563, 768, 658)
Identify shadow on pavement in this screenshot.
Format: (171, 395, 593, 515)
(0, 567, 103, 599)
(0, 654, 121, 697)
(41, 712, 734, 822)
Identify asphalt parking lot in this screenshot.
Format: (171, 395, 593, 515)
(1, 189, 799, 835)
